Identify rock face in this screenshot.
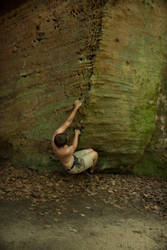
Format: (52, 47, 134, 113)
(0, 0, 167, 176)
(81, 0, 167, 176)
(0, 0, 102, 170)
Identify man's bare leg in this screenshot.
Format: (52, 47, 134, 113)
(88, 151, 98, 173)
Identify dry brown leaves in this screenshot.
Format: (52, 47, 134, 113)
(0, 164, 166, 217)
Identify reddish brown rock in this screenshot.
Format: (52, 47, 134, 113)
(0, 0, 167, 176)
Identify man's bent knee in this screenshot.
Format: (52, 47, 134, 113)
(93, 151, 98, 157)
(90, 151, 98, 160)
(88, 148, 94, 151)
(94, 151, 98, 160)
(86, 148, 94, 153)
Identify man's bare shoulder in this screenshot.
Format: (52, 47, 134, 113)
(62, 145, 73, 154)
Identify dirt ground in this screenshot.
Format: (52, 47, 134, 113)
(0, 197, 167, 250)
(0, 165, 167, 250)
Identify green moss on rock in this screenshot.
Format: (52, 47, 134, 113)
(132, 152, 167, 177)
(0, 0, 167, 176)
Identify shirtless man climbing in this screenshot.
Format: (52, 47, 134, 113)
(51, 100, 98, 174)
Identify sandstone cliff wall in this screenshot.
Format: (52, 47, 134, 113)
(0, 0, 103, 170)
(0, 0, 167, 176)
(81, 0, 167, 176)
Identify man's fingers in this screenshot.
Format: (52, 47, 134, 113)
(74, 100, 82, 108)
(75, 129, 81, 135)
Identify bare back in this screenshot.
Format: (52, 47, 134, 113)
(53, 145, 74, 170)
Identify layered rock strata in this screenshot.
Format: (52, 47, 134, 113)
(81, 0, 167, 176)
(0, 0, 167, 176)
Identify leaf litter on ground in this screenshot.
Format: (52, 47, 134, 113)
(0, 163, 166, 218)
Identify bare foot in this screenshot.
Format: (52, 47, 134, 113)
(90, 165, 101, 174)
(89, 166, 96, 174)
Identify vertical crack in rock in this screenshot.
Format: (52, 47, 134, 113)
(0, 0, 109, 170)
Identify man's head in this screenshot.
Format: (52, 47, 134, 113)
(54, 133, 68, 147)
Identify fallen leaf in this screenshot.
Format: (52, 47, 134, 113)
(54, 218, 60, 222)
(69, 227, 78, 233)
(28, 207, 34, 211)
(72, 209, 78, 213)
(80, 213, 86, 217)
(45, 225, 52, 228)
(108, 189, 113, 193)
(132, 230, 142, 234)
(153, 205, 160, 211)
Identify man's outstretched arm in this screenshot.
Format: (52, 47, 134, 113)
(52, 100, 82, 139)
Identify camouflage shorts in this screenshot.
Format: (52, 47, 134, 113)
(67, 150, 93, 174)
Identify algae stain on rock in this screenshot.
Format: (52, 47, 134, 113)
(80, 0, 167, 175)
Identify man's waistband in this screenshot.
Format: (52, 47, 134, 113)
(67, 155, 78, 171)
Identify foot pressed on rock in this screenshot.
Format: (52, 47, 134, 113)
(88, 165, 101, 174)
(94, 165, 101, 173)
